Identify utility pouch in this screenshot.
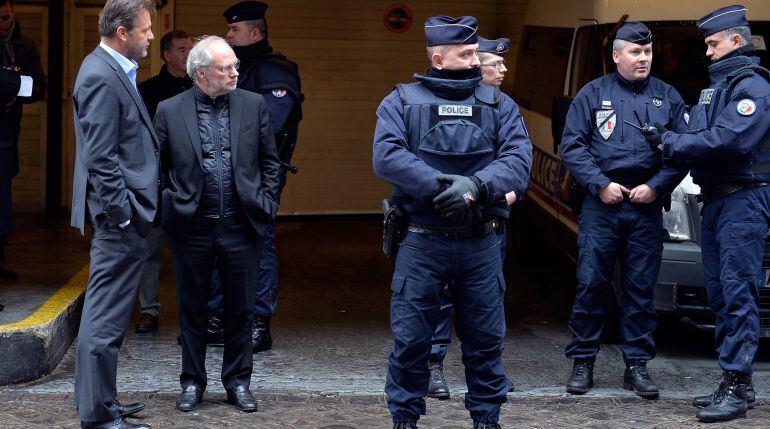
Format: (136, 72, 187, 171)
(568, 178, 586, 216)
(382, 199, 406, 258)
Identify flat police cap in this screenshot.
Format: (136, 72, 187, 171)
(223, 1, 268, 24)
(697, 5, 749, 37)
(424, 16, 478, 47)
(478, 37, 511, 56)
(615, 22, 652, 45)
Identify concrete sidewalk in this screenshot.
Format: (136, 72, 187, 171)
(1, 219, 768, 428)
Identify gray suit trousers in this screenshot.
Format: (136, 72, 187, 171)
(75, 225, 148, 422)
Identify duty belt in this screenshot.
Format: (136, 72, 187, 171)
(408, 219, 498, 239)
(697, 182, 770, 204)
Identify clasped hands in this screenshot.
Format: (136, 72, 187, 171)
(599, 182, 657, 204)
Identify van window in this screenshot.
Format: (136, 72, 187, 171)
(512, 25, 574, 118)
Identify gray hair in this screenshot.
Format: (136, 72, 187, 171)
(186, 36, 231, 83)
(720, 25, 752, 46)
(98, 0, 156, 38)
(243, 19, 268, 39)
(426, 45, 447, 62)
(612, 38, 628, 53)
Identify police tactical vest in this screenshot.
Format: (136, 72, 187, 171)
(692, 61, 770, 184)
(395, 82, 506, 218)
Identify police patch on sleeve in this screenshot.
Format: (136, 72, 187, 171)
(271, 88, 287, 98)
(737, 99, 756, 116)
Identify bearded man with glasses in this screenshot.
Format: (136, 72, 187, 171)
(154, 35, 281, 414)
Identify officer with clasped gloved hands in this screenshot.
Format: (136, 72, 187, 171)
(560, 22, 688, 399)
(657, 5, 770, 423)
(372, 15, 531, 429)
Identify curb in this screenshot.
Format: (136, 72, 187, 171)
(0, 266, 88, 386)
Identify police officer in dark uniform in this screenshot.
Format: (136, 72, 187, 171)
(425, 35, 518, 401)
(560, 22, 688, 399)
(211, 0, 303, 352)
(373, 16, 531, 429)
(653, 5, 770, 423)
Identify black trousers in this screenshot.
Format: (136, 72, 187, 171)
(168, 215, 262, 391)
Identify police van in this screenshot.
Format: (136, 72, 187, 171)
(511, 0, 770, 336)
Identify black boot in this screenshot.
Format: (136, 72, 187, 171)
(206, 314, 224, 347)
(566, 359, 594, 394)
(696, 372, 749, 423)
(622, 360, 659, 399)
(392, 422, 417, 429)
(427, 361, 450, 399)
(473, 422, 502, 429)
(693, 373, 755, 409)
(252, 316, 273, 353)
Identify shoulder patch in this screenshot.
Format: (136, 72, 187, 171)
(737, 99, 756, 116)
(271, 88, 287, 98)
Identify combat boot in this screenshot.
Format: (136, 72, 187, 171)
(696, 372, 749, 423)
(473, 422, 502, 429)
(622, 360, 659, 399)
(566, 359, 594, 394)
(252, 316, 273, 353)
(427, 361, 450, 399)
(392, 422, 417, 429)
(693, 372, 755, 409)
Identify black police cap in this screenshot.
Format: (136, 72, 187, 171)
(478, 37, 511, 56)
(223, 1, 268, 24)
(616, 22, 652, 45)
(697, 5, 749, 37)
(424, 16, 478, 47)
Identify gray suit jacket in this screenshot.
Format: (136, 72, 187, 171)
(155, 87, 281, 237)
(70, 46, 160, 236)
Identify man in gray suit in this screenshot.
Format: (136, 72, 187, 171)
(155, 35, 281, 414)
(70, 1, 157, 428)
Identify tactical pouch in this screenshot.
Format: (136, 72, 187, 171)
(568, 178, 586, 216)
(382, 199, 406, 258)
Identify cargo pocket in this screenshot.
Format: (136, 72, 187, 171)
(390, 275, 407, 337)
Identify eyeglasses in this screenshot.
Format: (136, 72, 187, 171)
(480, 61, 506, 70)
(206, 60, 240, 73)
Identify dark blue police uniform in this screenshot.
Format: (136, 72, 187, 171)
(561, 24, 688, 366)
(662, 14, 770, 379)
(429, 36, 514, 371)
(209, 2, 303, 340)
(373, 16, 531, 426)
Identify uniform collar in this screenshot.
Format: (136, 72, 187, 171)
(413, 71, 481, 100)
(614, 71, 650, 93)
(708, 54, 757, 83)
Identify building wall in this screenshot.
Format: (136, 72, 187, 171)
(175, 0, 519, 214)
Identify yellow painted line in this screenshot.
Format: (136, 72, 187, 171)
(0, 265, 89, 333)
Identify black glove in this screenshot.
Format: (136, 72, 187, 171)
(642, 122, 666, 153)
(433, 174, 483, 219)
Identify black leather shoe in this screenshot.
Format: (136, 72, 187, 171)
(566, 359, 594, 394)
(135, 314, 158, 334)
(176, 385, 203, 412)
(116, 401, 145, 417)
(227, 386, 258, 412)
(693, 373, 755, 410)
(207, 315, 224, 347)
(252, 316, 273, 353)
(81, 418, 151, 429)
(696, 372, 750, 423)
(622, 360, 659, 399)
(473, 423, 502, 429)
(392, 423, 417, 429)
(427, 361, 450, 399)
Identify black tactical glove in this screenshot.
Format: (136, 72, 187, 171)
(433, 174, 484, 219)
(642, 122, 666, 153)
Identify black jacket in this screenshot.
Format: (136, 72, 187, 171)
(0, 21, 46, 151)
(155, 88, 281, 237)
(138, 64, 193, 120)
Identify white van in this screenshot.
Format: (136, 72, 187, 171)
(511, 0, 770, 336)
